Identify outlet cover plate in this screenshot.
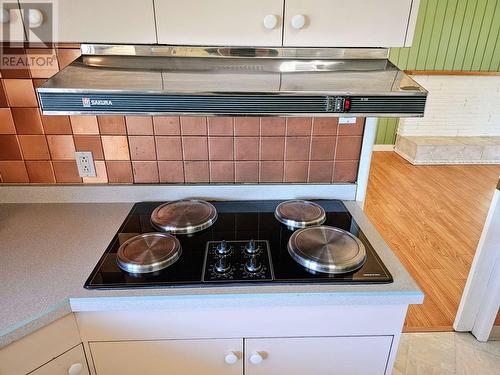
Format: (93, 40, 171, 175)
(339, 117, 357, 125)
(75, 151, 96, 177)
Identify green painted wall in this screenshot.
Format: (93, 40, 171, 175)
(375, 118, 400, 145)
(375, 0, 500, 145)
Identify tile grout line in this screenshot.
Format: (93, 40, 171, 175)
(306, 117, 313, 183)
(283, 118, 288, 182)
(258, 117, 262, 183)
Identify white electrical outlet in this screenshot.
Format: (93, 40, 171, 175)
(339, 117, 357, 125)
(75, 151, 96, 177)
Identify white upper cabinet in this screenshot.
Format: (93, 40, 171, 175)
(0, 5, 25, 43)
(154, 0, 283, 46)
(13, 0, 420, 47)
(19, 0, 157, 44)
(283, 0, 417, 47)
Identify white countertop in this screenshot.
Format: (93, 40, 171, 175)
(0, 199, 423, 348)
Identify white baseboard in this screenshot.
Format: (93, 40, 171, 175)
(373, 144, 395, 152)
(395, 147, 500, 165)
(490, 326, 500, 341)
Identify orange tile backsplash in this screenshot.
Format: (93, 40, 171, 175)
(0, 45, 364, 185)
(106, 161, 133, 183)
(0, 135, 22, 160)
(0, 108, 16, 134)
(234, 117, 260, 136)
(98, 116, 127, 135)
(3, 79, 38, 107)
(126, 116, 154, 135)
(18, 135, 50, 160)
(70, 115, 99, 134)
(25, 160, 55, 183)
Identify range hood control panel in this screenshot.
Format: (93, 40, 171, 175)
(327, 96, 351, 113)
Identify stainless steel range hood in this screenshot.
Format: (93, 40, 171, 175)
(37, 45, 427, 117)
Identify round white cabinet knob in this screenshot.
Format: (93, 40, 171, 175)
(291, 14, 306, 30)
(224, 352, 238, 365)
(68, 362, 83, 375)
(249, 352, 264, 365)
(263, 14, 279, 30)
(28, 9, 44, 28)
(0, 8, 10, 24)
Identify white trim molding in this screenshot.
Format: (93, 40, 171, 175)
(355, 117, 377, 206)
(454, 185, 500, 341)
(373, 144, 395, 152)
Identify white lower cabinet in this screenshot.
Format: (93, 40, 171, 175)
(89, 336, 391, 375)
(90, 339, 243, 375)
(30, 345, 89, 375)
(245, 336, 393, 375)
(0, 314, 84, 375)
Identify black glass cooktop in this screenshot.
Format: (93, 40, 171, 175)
(85, 200, 392, 289)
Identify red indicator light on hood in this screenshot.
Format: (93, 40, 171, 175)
(344, 98, 351, 111)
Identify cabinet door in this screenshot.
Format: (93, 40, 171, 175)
(90, 339, 243, 375)
(283, 0, 414, 47)
(0, 6, 25, 43)
(245, 336, 392, 375)
(0, 314, 82, 375)
(155, 0, 283, 46)
(19, 0, 156, 43)
(29, 345, 89, 375)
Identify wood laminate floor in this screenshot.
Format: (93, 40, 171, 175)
(364, 152, 500, 332)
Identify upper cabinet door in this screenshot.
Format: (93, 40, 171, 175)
(19, 0, 156, 44)
(0, 6, 25, 43)
(155, 0, 283, 46)
(283, 0, 415, 47)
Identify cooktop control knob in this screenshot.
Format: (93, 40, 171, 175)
(245, 239, 260, 254)
(245, 256, 262, 273)
(214, 256, 231, 273)
(216, 240, 231, 255)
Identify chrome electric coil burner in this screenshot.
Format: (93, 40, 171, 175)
(274, 200, 326, 229)
(116, 232, 182, 274)
(151, 199, 217, 234)
(287, 226, 366, 274)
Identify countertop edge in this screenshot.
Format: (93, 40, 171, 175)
(0, 300, 71, 349)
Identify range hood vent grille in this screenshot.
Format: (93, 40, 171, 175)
(38, 92, 426, 116)
(38, 93, 330, 115)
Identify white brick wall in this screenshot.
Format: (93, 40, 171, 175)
(398, 75, 500, 137)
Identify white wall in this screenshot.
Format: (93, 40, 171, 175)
(398, 75, 500, 137)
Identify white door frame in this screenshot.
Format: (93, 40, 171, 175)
(454, 182, 500, 341)
(355, 117, 377, 207)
